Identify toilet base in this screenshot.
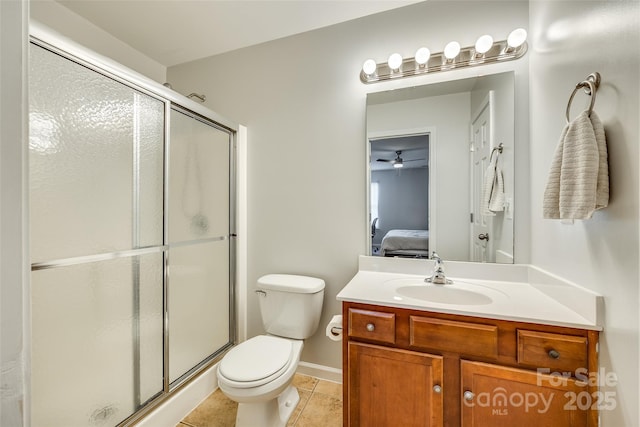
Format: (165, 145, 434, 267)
(235, 385, 300, 427)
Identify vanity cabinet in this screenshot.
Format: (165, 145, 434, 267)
(342, 302, 599, 427)
(348, 342, 443, 427)
(461, 360, 588, 426)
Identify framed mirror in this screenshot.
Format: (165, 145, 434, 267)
(366, 71, 515, 263)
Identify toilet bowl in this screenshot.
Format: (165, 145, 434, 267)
(216, 274, 325, 427)
(217, 335, 303, 427)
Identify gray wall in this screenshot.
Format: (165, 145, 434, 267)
(168, 1, 529, 370)
(529, 2, 639, 425)
(371, 167, 429, 246)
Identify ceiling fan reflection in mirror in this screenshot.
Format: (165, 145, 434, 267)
(376, 150, 426, 168)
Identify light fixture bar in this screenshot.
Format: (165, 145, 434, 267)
(360, 39, 527, 84)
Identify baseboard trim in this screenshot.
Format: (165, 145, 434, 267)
(135, 360, 342, 426)
(296, 361, 342, 383)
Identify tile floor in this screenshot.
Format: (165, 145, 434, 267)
(177, 374, 343, 427)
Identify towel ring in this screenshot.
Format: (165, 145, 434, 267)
(565, 72, 600, 123)
(489, 143, 504, 162)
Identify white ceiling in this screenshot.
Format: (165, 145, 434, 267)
(370, 134, 429, 171)
(56, 0, 423, 67)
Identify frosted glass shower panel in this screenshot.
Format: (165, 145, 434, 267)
(29, 44, 164, 263)
(29, 39, 236, 426)
(31, 254, 164, 427)
(135, 94, 166, 248)
(169, 110, 231, 243)
(168, 241, 230, 383)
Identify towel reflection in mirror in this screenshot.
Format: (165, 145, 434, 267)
(482, 145, 506, 217)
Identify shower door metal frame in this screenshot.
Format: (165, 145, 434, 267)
(164, 103, 237, 392)
(29, 27, 238, 427)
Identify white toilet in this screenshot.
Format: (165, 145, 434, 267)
(217, 274, 325, 427)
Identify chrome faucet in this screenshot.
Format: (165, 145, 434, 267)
(425, 251, 452, 284)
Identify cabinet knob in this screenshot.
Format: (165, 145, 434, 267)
(463, 391, 474, 401)
(366, 323, 375, 332)
(433, 385, 442, 393)
(548, 349, 560, 359)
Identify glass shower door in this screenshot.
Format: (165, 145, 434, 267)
(29, 39, 236, 426)
(167, 109, 232, 384)
(29, 44, 165, 426)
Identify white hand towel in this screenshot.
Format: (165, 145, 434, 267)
(543, 110, 609, 219)
(481, 151, 505, 216)
(489, 166, 505, 213)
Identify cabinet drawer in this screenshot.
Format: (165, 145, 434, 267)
(517, 330, 588, 374)
(348, 308, 395, 344)
(409, 316, 498, 358)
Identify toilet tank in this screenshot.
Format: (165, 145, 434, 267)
(257, 274, 325, 340)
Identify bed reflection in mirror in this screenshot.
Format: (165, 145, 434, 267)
(367, 72, 515, 263)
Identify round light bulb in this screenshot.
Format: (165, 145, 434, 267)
(415, 47, 431, 65)
(387, 53, 403, 70)
(444, 41, 461, 60)
(362, 59, 377, 76)
(475, 35, 493, 54)
(507, 28, 527, 48)
(393, 162, 403, 169)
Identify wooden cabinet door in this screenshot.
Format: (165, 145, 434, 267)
(461, 360, 589, 427)
(348, 341, 443, 427)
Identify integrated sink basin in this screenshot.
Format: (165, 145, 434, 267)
(396, 285, 493, 305)
(385, 278, 508, 306)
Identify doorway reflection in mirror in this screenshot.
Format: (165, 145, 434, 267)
(370, 134, 430, 258)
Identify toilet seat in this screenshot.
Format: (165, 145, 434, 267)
(218, 335, 294, 389)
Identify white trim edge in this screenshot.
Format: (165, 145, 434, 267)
(236, 125, 248, 343)
(135, 364, 219, 427)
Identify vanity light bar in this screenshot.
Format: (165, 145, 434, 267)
(360, 29, 527, 84)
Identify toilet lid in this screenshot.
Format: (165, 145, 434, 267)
(219, 335, 293, 384)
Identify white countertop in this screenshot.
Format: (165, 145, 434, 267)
(336, 256, 603, 331)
